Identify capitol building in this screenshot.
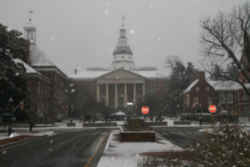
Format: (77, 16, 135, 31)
(71, 19, 168, 109)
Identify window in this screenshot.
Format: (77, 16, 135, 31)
(186, 94, 190, 107)
(226, 92, 233, 104)
(208, 97, 213, 105)
(243, 104, 250, 113)
(219, 92, 226, 104)
(195, 87, 200, 92)
(219, 92, 234, 104)
(193, 96, 199, 105)
(242, 92, 250, 102)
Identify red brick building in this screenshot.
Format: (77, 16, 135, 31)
(183, 71, 250, 118)
(14, 58, 51, 122)
(183, 72, 216, 113)
(24, 20, 69, 121)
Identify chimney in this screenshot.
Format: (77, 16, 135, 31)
(199, 71, 205, 81)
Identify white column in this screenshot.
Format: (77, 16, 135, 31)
(105, 84, 109, 106)
(115, 84, 118, 108)
(142, 84, 145, 97)
(97, 84, 100, 102)
(133, 83, 136, 103)
(124, 83, 128, 104)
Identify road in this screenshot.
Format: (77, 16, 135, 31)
(0, 129, 110, 167)
(155, 127, 207, 148)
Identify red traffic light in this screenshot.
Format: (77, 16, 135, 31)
(209, 105, 216, 113)
(141, 106, 150, 115)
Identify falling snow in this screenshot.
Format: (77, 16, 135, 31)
(129, 29, 135, 35)
(104, 8, 109, 16)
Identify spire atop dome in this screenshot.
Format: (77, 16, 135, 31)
(112, 17, 135, 70)
(121, 16, 126, 28)
(113, 16, 133, 55)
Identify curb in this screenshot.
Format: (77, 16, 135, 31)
(84, 131, 110, 167)
(104, 132, 113, 151)
(0, 136, 33, 150)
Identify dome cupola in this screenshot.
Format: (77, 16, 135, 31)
(112, 17, 135, 70)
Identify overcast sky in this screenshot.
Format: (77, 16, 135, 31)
(0, 0, 247, 74)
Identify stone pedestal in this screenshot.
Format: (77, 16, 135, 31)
(120, 118, 156, 142)
(120, 131, 155, 142)
(127, 119, 145, 131)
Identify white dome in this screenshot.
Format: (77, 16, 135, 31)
(30, 44, 55, 66)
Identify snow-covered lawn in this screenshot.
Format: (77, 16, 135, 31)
(97, 130, 182, 167)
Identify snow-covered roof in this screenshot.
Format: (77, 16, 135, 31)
(184, 78, 250, 93)
(183, 79, 199, 94)
(135, 69, 168, 78)
(30, 44, 55, 67)
(208, 80, 241, 91)
(70, 67, 168, 79)
(70, 69, 110, 79)
(13, 58, 39, 74)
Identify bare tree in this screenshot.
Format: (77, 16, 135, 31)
(201, 2, 250, 95)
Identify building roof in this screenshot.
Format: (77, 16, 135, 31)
(184, 77, 250, 94)
(13, 58, 39, 74)
(71, 69, 110, 80)
(183, 79, 199, 94)
(70, 68, 168, 80)
(113, 25, 133, 55)
(208, 80, 242, 91)
(30, 44, 55, 67)
(135, 69, 168, 78)
(113, 46, 133, 55)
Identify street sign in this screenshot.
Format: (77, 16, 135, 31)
(209, 105, 216, 113)
(141, 106, 150, 115)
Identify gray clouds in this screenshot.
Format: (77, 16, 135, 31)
(0, 0, 247, 74)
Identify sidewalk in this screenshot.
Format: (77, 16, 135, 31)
(97, 130, 182, 167)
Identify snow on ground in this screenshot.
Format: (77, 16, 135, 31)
(97, 130, 182, 167)
(199, 128, 214, 134)
(0, 135, 9, 140)
(0, 131, 55, 141)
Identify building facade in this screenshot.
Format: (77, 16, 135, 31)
(183, 72, 217, 113)
(183, 71, 250, 117)
(71, 19, 168, 110)
(23, 16, 69, 121)
(14, 58, 51, 122)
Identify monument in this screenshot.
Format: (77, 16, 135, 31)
(120, 104, 156, 142)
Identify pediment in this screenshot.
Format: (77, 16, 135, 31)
(97, 69, 145, 84)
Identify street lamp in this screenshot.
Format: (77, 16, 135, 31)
(176, 104, 180, 117)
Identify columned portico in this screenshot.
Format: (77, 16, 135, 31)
(96, 82, 145, 109)
(97, 84, 100, 102)
(133, 83, 136, 103)
(96, 69, 146, 109)
(114, 84, 118, 108)
(105, 84, 109, 106)
(124, 84, 128, 103)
